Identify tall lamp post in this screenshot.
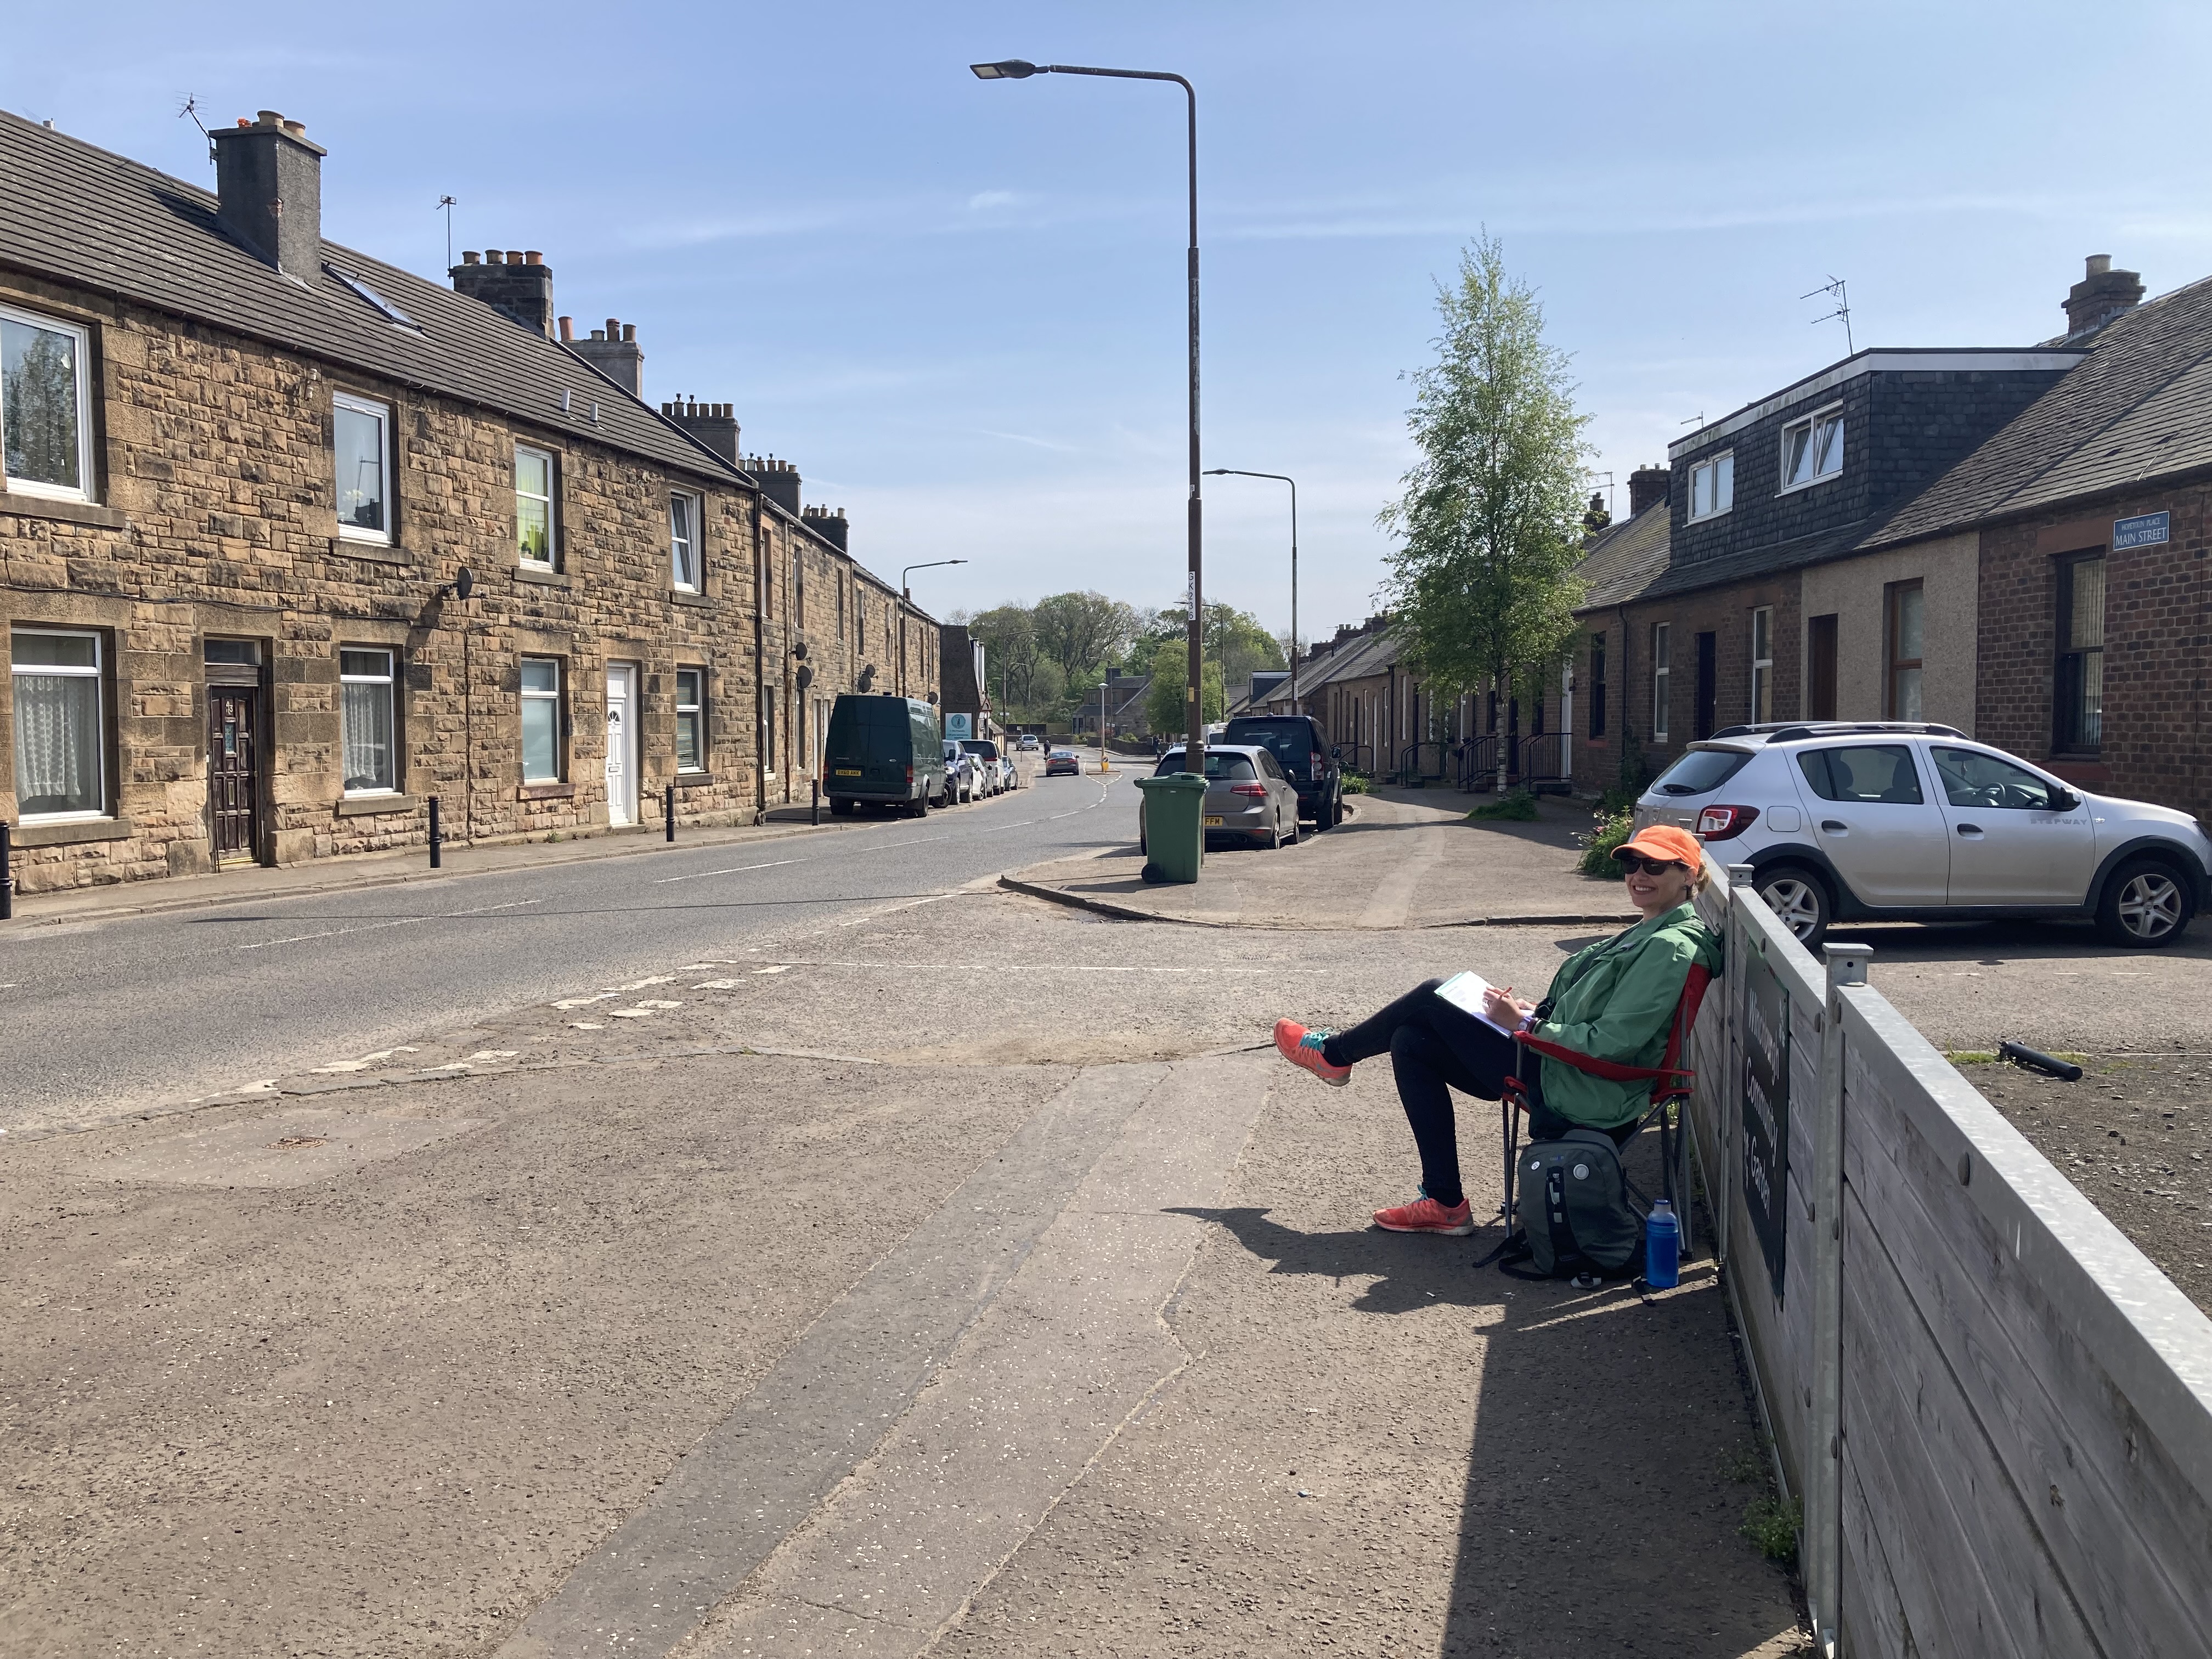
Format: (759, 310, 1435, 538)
(900, 558, 967, 602)
(972, 58, 1204, 777)
(1205, 468, 1299, 707)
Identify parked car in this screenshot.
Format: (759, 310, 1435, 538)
(824, 693, 944, 818)
(1223, 713, 1343, 828)
(1140, 744, 1302, 851)
(960, 739, 1006, 797)
(1045, 748, 1081, 777)
(941, 740, 979, 803)
(1634, 721, 2211, 949)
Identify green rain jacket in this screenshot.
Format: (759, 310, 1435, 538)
(1528, 901, 1724, 1130)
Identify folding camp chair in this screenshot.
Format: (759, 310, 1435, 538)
(1496, 963, 1714, 1255)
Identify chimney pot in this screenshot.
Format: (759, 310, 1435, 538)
(592, 329, 606, 341)
(504, 250, 523, 265)
(257, 110, 283, 127)
(451, 243, 556, 337)
(557, 315, 574, 342)
(605, 317, 619, 337)
(524, 250, 542, 266)
(621, 323, 635, 343)
(235, 117, 252, 128)
(2087, 253, 2112, 276)
(461, 250, 481, 265)
(485, 249, 504, 264)
(281, 119, 306, 138)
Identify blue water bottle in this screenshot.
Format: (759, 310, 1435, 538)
(1645, 1199, 1680, 1289)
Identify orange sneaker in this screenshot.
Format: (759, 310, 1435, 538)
(1273, 1018, 1350, 1087)
(1372, 1193, 1475, 1235)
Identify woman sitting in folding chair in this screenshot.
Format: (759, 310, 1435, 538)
(1270, 823, 1722, 1236)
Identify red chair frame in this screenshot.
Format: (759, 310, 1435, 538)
(1497, 964, 1713, 1246)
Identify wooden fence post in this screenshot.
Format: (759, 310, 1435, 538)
(1809, 941, 1871, 1656)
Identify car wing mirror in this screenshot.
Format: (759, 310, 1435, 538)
(1330, 745, 1342, 759)
(2050, 787, 2080, 812)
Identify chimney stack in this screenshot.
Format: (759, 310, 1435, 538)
(212, 110, 326, 277)
(452, 247, 555, 337)
(568, 315, 644, 394)
(743, 455, 801, 516)
(2063, 253, 2145, 343)
(1628, 463, 1671, 517)
(801, 504, 849, 551)
(665, 398, 741, 465)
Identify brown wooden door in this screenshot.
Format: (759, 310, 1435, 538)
(208, 686, 262, 862)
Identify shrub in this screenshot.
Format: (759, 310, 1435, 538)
(1576, 804, 1635, 876)
(1739, 1494, 1801, 1566)
(1468, 789, 1539, 822)
(1341, 772, 1372, 795)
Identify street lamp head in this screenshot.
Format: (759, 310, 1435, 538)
(970, 60, 1040, 80)
(1203, 468, 1229, 475)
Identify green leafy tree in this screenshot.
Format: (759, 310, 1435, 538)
(967, 604, 1050, 713)
(1130, 602, 1284, 695)
(1143, 636, 1223, 737)
(1381, 233, 1589, 792)
(1031, 591, 1138, 686)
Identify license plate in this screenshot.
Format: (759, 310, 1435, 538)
(835, 769, 862, 777)
(1203, 815, 1224, 826)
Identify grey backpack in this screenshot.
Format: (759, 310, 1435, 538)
(1508, 1130, 1641, 1280)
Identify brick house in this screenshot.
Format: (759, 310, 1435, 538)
(1567, 342, 2081, 796)
(0, 108, 938, 891)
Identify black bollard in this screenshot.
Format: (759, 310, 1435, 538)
(811, 778, 820, 826)
(0, 820, 12, 921)
(428, 795, 442, 868)
(665, 782, 676, 843)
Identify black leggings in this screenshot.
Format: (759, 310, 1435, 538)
(1323, 978, 1627, 1210)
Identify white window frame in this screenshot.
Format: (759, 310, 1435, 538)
(338, 646, 399, 796)
(1651, 622, 1671, 742)
(520, 656, 564, 783)
(675, 667, 706, 773)
(1688, 451, 1734, 521)
(1750, 607, 1773, 724)
(332, 391, 393, 545)
(671, 492, 701, 592)
(762, 685, 778, 778)
(10, 627, 106, 821)
(1778, 402, 1845, 494)
(515, 444, 556, 569)
(0, 302, 95, 503)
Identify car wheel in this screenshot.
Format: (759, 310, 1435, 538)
(2096, 857, 2196, 947)
(1754, 865, 1831, 947)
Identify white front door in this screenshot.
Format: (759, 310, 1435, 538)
(605, 664, 637, 827)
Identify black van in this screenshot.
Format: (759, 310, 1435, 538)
(1222, 713, 1343, 827)
(824, 694, 946, 816)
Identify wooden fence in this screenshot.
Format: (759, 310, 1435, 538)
(1686, 864, 2212, 1656)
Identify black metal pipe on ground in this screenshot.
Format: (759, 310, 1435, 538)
(2000, 1040, 2083, 1082)
(428, 795, 442, 868)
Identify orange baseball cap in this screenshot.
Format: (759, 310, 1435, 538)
(1611, 822, 1704, 868)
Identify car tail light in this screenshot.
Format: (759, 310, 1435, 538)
(1696, 804, 1759, 840)
(905, 764, 914, 783)
(1231, 782, 1267, 798)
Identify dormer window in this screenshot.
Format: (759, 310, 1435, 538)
(1780, 405, 1844, 491)
(1688, 452, 1733, 521)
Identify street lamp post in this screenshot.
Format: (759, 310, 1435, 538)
(1205, 468, 1299, 707)
(972, 58, 1204, 777)
(900, 558, 967, 602)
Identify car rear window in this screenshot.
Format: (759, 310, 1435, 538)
(1798, 744, 1925, 805)
(1157, 752, 1257, 780)
(961, 741, 999, 759)
(1652, 748, 1752, 796)
(1224, 720, 1314, 770)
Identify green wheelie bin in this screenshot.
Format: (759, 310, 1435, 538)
(1135, 771, 1207, 884)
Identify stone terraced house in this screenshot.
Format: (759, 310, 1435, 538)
(0, 108, 939, 893)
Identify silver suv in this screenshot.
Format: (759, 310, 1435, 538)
(1635, 722, 2210, 949)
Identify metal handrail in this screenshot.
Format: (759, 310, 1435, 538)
(1397, 741, 1448, 784)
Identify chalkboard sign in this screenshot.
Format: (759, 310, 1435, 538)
(1742, 945, 1792, 1302)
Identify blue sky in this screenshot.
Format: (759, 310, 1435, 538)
(10, 2, 2212, 643)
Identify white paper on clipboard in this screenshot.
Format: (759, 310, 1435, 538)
(1432, 970, 1527, 1036)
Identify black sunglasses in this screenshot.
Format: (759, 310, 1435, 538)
(1618, 856, 1688, 877)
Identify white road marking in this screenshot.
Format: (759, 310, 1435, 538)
(752, 965, 788, 974)
(235, 898, 540, 951)
(652, 860, 803, 885)
(614, 975, 678, 990)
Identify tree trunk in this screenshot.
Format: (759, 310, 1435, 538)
(1496, 663, 1511, 795)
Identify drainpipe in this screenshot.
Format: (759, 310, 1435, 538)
(753, 499, 768, 820)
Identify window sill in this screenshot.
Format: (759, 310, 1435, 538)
(330, 537, 408, 565)
(516, 564, 569, 588)
(674, 771, 715, 788)
(336, 793, 420, 817)
(13, 815, 134, 847)
(0, 491, 127, 529)
(1775, 472, 1843, 499)
(671, 589, 712, 609)
(518, 782, 574, 800)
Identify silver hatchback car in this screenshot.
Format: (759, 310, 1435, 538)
(1635, 721, 2211, 949)
(1140, 744, 1302, 851)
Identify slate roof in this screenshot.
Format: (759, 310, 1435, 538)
(1863, 272, 2212, 548)
(0, 109, 742, 485)
(1572, 501, 1671, 610)
(1295, 627, 1400, 693)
